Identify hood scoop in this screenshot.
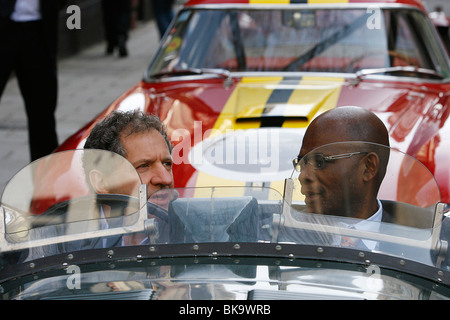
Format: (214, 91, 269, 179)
(232, 77, 344, 124)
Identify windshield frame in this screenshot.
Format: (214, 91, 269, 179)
(1, 145, 449, 288)
(1, 240, 449, 289)
(144, 3, 450, 83)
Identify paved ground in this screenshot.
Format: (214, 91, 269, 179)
(0, 20, 161, 197)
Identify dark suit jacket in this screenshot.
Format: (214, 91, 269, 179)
(379, 202, 449, 268)
(26, 196, 125, 261)
(0, 0, 66, 58)
(39, 0, 67, 58)
(278, 202, 431, 248)
(435, 216, 450, 269)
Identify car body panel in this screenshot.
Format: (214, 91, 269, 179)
(3, 0, 450, 301)
(55, 0, 450, 205)
(0, 147, 449, 300)
(56, 76, 450, 203)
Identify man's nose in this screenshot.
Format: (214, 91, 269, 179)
(150, 163, 173, 187)
(298, 166, 314, 185)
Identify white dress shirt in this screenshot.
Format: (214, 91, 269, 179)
(11, 0, 41, 22)
(353, 199, 383, 250)
(336, 199, 383, 250)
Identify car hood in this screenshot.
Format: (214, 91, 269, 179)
(143, 76, 447, 145)
(59, 75, 450, 202)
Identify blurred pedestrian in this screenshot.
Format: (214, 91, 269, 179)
(101, 0, 132, 57)
(0, 0, 65, 161)
(429, 6, 449, 27)
(429, 6, 450, 53)
(151, 0, 174, 39)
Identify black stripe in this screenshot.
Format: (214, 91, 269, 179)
(260, 77, 302, 128)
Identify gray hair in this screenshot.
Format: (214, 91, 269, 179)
(84, 110, 172, 156)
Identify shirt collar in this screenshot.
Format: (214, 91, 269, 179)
(352, 199, 383, 250)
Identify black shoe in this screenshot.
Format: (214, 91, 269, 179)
(118, 44, 128, 58)
(106, 44, 115, 55)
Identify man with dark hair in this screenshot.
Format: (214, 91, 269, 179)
(82, 110, 174, 245)
(84, 110, 174, 205)
(17, 111, 173, 260)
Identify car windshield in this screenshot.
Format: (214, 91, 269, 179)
(146, 6, 450, 79)
(0, 144, 448, 287)
(0, 150, 146, 259)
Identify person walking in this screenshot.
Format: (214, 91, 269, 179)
(0, 0, 65, 161)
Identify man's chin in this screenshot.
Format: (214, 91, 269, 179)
(305, 205, 322, 214)
(304, 195, 323, 214)
(149, 189, 173, 210)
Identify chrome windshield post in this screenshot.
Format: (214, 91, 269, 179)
(271, 178, 294, 242)
(0, 183, 149, 253)
(432, 202, 447, 267)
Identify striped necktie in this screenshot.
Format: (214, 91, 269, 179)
(341, 235, 359, 247)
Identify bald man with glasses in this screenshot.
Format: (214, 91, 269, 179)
(289, 107, 450, 265)
(293, 106, 391, 221)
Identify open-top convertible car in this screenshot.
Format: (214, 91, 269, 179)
(0, 143, 449, 300)
(55, 0, 450, 209)
(2, 0, 450, 301)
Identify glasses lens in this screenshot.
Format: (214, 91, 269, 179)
(311, 154, 325, 169)
(293, 154, 326, 171)
(292, 157, 301, 171)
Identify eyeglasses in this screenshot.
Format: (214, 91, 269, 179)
(292, 152, 368, 171)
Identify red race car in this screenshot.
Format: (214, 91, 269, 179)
(2, 1, 450, 300)
(56, 0, 450, 207)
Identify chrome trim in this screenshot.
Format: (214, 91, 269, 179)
(145, 71, 449, 84)
(0, 184, 149, 252)
(183, 3, 418, 10)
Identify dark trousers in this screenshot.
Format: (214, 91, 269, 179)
(0, 18, 59, 161)
(101, 0, 131, 49)
(151, 0, 174, 38)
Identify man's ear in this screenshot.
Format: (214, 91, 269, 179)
(89, 169, 108, 193)
(362, 152, 379, 182)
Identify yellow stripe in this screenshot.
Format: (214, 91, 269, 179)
(283, 76, 344, 201)
(193, 173, 247, 198)
(241, 76, 283, 83)
(210, 76, 284, 134)
(282, 76, 345, 128)
(194, 77, 281, 194)
(268, 179, 286, 200)
(308, 0, 348, 3)
(194, 76, 345, 198)
(195, 77, 283, 194)
(301, 76, 345, 116)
